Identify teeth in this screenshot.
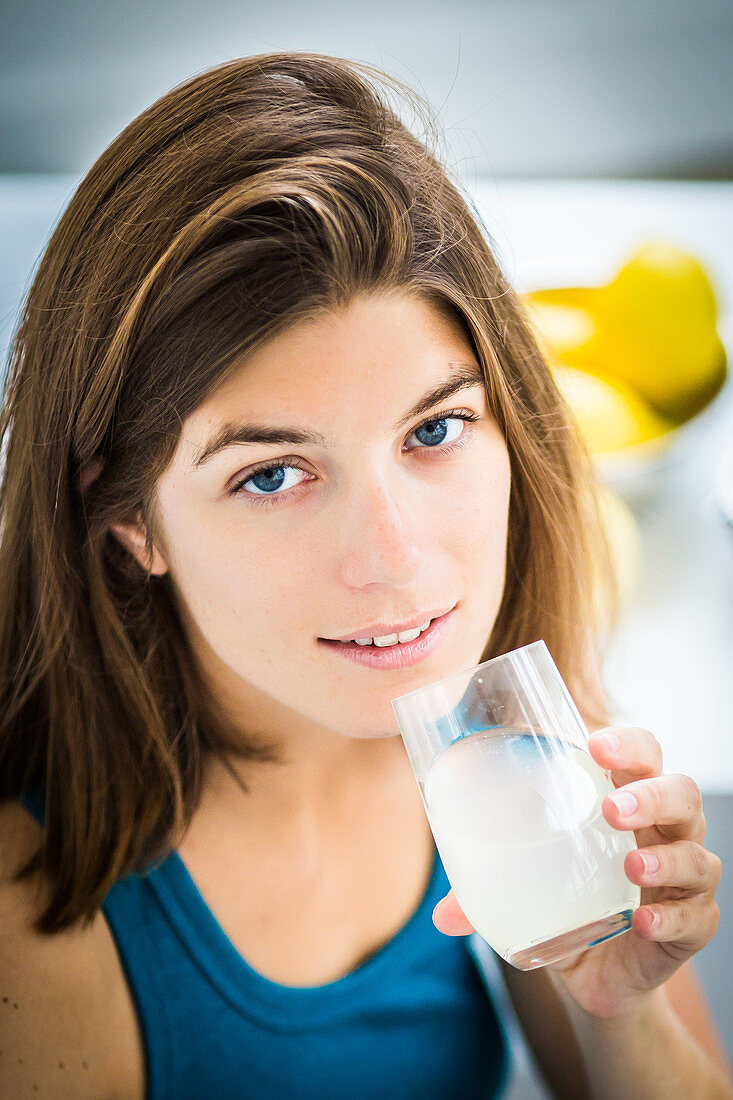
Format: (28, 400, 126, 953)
(352, 619, 433, 647)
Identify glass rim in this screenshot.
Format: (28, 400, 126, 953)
(390, 637, 548, 707)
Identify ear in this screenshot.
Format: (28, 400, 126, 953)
(78, 459, 168, 576)
(109, 516, 169, 576)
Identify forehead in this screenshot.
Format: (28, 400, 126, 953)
(177, 291, 479, 452)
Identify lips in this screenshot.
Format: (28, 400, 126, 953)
(318, 607, 455, 670)
(325, 605, 456, 644)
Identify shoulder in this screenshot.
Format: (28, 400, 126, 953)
(0, 800, 145, 1099)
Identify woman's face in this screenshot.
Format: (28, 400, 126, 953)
(114, 290, 512, 741)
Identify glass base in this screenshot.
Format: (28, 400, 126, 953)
(505, 908, 635, 971)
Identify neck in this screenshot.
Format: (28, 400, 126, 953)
(186, 730, 412, 852)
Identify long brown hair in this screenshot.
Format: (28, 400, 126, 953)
(0, 52, 618, 934)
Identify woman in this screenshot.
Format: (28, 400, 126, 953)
(0, 52, 730, 1098)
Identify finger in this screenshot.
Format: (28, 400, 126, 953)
(632, 894, 720, 953)
(602, 773, 705, 840)
(588, 725, 663, 784)
(625, 841, 723, 895)
(432, 890, 475, 937)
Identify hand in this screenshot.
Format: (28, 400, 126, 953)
(432, 725, 722, 1019)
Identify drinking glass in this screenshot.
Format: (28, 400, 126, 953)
(391, 640, 640, 970)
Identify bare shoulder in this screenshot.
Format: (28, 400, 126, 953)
(0, 800, 146, 1099)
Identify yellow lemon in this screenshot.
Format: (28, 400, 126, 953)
(552, 364, 674, 455)
(522, 289, 603, 370)
(593, 241, 727, 421)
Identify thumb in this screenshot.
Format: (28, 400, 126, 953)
(432, 889, 476, 936)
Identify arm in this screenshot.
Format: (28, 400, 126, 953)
(552, 971, 733, 1099)
(497, 954, 591, 1099)
(664, 961, 732, 1081)
(0, 801, 144, 1099)
(499, 956, 733, 1099)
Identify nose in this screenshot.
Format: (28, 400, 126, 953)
(336, 475, 423, 591)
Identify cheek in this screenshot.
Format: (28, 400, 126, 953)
(163, 504, 318, 655)
(448, 439, 511, 563)
(448, 446, 511, 651)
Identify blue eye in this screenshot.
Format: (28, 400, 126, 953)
(229, 409, 480, 506)
(412, 414, 465, 449)
(236, 462, 308, 498)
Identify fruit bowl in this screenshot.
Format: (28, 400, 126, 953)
(593, 373, 730, 500)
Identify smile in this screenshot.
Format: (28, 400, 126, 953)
(317, 607, 455, 670)
(353, 619, 433, 646)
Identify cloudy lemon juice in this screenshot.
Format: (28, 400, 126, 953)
(423, 727, 640, 968)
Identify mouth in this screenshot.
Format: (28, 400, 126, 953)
(324, 605, 456, 645)
(318, 606, 456, 671)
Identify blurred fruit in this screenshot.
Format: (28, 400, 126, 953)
(552, 364, 674, 455)
(596, 241, 726, 421)
(522, 289, 601, 370)
(524, 241, 727, 426)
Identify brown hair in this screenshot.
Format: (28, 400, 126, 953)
(0, 51, 618, 934)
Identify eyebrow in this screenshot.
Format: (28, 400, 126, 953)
(190, 361, 485, 471)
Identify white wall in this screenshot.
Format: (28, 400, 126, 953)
(0, 0, 731, 177)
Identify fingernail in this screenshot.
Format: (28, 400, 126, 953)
(649, 910, 660, 929)
(599, 732, 621, 752)
(641, 852, 660, 875)
(611, 790, 638, 816)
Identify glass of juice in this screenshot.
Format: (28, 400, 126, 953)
(391, 639, 640, 970)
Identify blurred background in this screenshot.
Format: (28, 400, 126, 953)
(1, 1, 732, 1094)
(1, 0, 732, 178)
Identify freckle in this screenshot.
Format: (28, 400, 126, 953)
(82, 1061, 89, 1069)
(2, 996, 7, 1003)
(18, 1057, 24, 1064)
(33, 1086, 39, 1092)
(12, 1003, 18, 1009)
(59, 1060, 65, 1068)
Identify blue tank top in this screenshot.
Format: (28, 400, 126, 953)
(20, 789, 510, 1099)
